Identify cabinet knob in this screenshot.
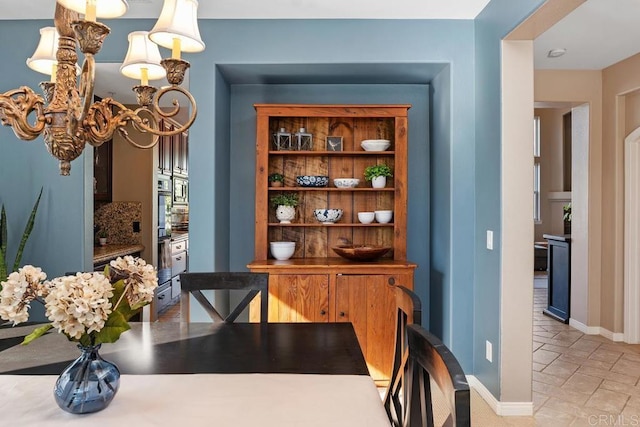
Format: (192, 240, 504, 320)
(158, 294, 165, 300)
(320, 310, 326, 315)
(176, 245, 182, 249)
(388, 277, 396, 285)
(339, 311, 346, 317)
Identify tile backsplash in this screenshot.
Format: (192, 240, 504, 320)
(94, 202, 142, 245)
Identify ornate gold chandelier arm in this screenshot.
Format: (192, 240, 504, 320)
(82, 86, 197, 150)
(0, 87, 46, 140)
(146, 85, 197, 135)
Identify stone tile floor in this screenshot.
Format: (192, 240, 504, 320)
(533, 276, 640, 426)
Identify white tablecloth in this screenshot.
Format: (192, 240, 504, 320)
(0, 374, 390, 426)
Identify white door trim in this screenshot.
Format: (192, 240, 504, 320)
(624, 126, 640, 343)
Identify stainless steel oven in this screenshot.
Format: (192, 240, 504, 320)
(173, 176, 188, 205)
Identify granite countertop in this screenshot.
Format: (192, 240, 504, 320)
(93, 244, 145, 264)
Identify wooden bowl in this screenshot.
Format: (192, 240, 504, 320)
(332, 245, 392, 261)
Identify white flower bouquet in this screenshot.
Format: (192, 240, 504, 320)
(0, 256, 158, 346)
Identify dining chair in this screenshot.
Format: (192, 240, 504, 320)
(384, 285, 422, 427)
(180, 272, 269, 323)
(405, 323, 471, 427)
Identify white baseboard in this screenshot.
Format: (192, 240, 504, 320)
(569, 319, 625, 342)
(467, 376, 533, 416)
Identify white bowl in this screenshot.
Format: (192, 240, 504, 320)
(357, 212, 375, 224)
(269, 241, 296, 260)
(361, 139, 391, 152)
(374, 210, 393, 224)
(333, 178, 360, 188)
(314, 209, 343, 224)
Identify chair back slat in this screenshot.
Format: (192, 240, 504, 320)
(384, 285, 423, 426)
(180, 272, 269, 323)
(406, 324, 471, 427)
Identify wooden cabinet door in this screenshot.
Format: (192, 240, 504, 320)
(93, 140, 112, 202)
(336, 274, 397, 382)
(172, 131, 188, 176)
(268, 274, 329, 322)
(158, 120, 173, 175)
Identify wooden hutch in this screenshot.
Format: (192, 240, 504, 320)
(248, 104, 416, 383)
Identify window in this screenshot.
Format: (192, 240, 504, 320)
(533, 116, 541, 223)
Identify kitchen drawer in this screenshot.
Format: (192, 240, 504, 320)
(171, 251, 187, 277)
(156, 285, 172, 313)
(171, 240, 187, 255)
(171, 275, 181, 300)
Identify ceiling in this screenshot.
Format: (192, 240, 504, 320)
(2, 0, 639, 103)
(0, 0, 492, 20)
(533, 0, 640, 70)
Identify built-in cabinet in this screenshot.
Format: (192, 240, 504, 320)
(157, 119, 188, 177)
(158, 120, 173, 176)
(248, 104, 416, 383)
(173, 130, 189, 176)
(93, 138, 112, 203)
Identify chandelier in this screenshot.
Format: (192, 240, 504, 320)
(0, 0, 204, 175)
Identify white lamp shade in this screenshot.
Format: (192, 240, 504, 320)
(56, 0, 128, 19)
(120, 31, 166, 81)
(149, 0, 205, 53)
(26, 27, 58, 75)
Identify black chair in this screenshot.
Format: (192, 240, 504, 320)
(405, 323, 471, 427)
(384, 285, 422, 426)
(179, 272, 269, 323)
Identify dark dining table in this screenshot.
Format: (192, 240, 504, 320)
(0, 322, 370, 375)
(0, 322, 392, 426)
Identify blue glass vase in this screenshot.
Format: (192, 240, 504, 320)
(53, 344, 120, 414)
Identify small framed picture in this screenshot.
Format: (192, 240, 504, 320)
(326, 136, 343, 151)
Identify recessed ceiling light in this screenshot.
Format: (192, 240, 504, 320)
(547, 48, 567, 58)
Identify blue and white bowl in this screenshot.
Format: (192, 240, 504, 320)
(296, 175, 329, 187)
(314, 209, 343, 224)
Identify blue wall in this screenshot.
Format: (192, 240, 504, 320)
(0, 8, 544, 397)
(473, 0, 545, 396)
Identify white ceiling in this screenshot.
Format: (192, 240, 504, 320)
(3, 0, 639, 103)
(533, 0, 640, 70)
(0, 0, 492, 20)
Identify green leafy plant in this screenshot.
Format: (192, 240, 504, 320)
(268, 173, 284, 183)
(0, 187, 43, 286)
(97, 229, 108, 239)
(364, 164, 393, 181)
(563, 203, 572, 222)
(270, 193, 299, 208)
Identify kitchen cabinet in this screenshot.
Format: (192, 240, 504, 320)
(170, 235, 188, 304)
(248, 104, 416, 384)
(158, 119, 173, 176)
(172, 129, 189, 176)
(93, 139, 112, 203)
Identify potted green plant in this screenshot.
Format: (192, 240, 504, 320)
(268, 173, 284, 187)
(97, 229, 108, 246)
(364, 164, 393, 188)
(0, 187, 43, 286)
(270, 193, 299, 223)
